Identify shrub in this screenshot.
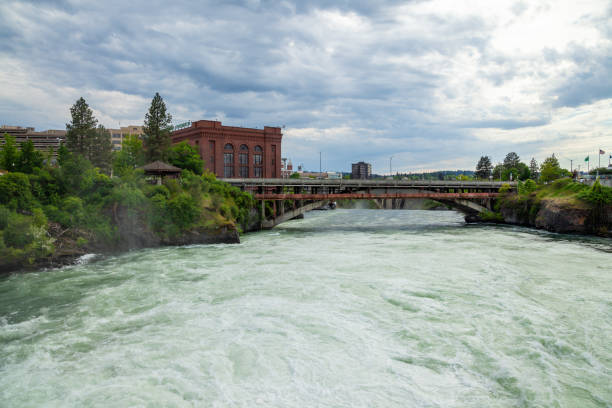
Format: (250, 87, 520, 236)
(0, 172, 34, 211)
(0, 205, 10, 229)
(3, 215, 34, 247)
(167, 192, 199, 230)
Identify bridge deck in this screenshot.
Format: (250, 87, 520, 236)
(221, 178, 515, 189)
(255, 192, 498, 200)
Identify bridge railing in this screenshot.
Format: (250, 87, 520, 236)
(220, 178, 517, 189)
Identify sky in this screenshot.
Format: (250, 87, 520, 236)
(1, 0, 611, 174)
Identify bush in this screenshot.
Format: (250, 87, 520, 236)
(0, 172, 34, 211)
(0, 205, 10, 229)
(3, 215, 34, 247)
(578, 179, 612, 205)
(167, 192, 200, 230)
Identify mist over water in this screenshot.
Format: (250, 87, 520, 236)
(1, 210, 611, 407)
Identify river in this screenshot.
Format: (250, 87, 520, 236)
(1, 210, 611, 407)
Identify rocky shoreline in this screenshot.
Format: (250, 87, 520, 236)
(0, 225, 241, 275)
(467, 198, 612, 238)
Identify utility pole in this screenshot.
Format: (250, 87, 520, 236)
(319, 151, 322, 176)
(570, 159, 573, 173)
(389, 156, 393, 178)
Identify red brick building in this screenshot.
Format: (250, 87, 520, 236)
(171, 120, 282, 178)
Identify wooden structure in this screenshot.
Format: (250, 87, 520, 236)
(140, 161, 182, 184)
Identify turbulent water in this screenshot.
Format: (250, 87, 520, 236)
(1, 210, 611, 407)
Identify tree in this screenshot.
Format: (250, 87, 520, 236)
(143, 93, 173, 162)
(492, 163, 504, 180)
(529, 157, 539, 180)
(112, 134, 145, 176)
(89, 125, 113, 174)
(66, 97, 98, 156)
(167, 141, 204, 175)
(540, 154, 565, 182)
(16, 140, 43, 174)
(0, 133, 19, 171)
(503, 152, 520, 169)
(475, 156, 493, 179)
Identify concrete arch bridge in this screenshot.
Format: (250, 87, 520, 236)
(221, 178, 516, 229)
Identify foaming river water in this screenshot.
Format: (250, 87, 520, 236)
(1, 210, 611, 407)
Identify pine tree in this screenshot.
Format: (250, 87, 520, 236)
(16, 140, 43, 173)
(503, 152, 520, 169)
(529, 157, 539, 179)
(475, 155, 493, 179)
(66, 97, 98, 156)
(143, 93, 173, 162)
(89, 125, 113, 174)
(0, 133, 19, 171)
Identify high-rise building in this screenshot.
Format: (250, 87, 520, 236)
(351, 161, 372, 179)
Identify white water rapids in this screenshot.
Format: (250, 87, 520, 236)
(1, 210, 611, 407)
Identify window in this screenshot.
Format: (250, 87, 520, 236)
(224, 143, 234, 151)
(240, 144, 248, 151)
(209, 141, 215, 168)
(239, 166, 248, 178)
(239, 153, 248, 165)
(224, 152, 234, 178)
(254, 167, 262, 178)
(254, 154, 262, 165)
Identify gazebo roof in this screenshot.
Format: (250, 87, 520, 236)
(140, 161, 182, 174)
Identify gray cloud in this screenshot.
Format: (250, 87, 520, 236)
(0, 0, 611, 172)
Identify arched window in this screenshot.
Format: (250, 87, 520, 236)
(239, 145, 249, 177)
(223, 144, 234, 177)
(254, 145, 262, 152)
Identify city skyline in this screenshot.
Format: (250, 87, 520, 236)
(1, 0, 611, 174)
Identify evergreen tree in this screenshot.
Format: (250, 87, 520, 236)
(529, 157, 539, 179)
(503, 152, 520, 169)
(89, 125, 113, 174)
(475, 155, 493, 179)
(0, 133, 19, 171)
(57, 143, 71, 167)
(16, 140, 43, 173)
(66, 97, 98, 156)
(143, 93, 173, 162)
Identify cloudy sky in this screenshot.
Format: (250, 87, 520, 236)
(1, 0, 611, 173)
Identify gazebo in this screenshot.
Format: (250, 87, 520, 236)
(140, 161, 182, 184)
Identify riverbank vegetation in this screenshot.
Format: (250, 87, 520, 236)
(0, 95, 255, 272)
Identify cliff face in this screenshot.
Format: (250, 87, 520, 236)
(496, 198, 610, 236)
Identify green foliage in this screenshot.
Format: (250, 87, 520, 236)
(89, 125, 113, 174)
(479, 210, 504, 222)
(66, 97, 98, 156)
(290, 172, 301, 179)
(143, 92, 173, 162)
(577, 179, 612, 205)
(518, 179, 537, 195)
(112, 134, 145, 176)
(3, 214, 34, 247)
(167, 192, 200, 229)
(0, 205, 10, 229)
(0, 172, 34, 211)
(503, 152, 520, 169)
(589, 167, 612, 175)
(15, 140, 44, 173)
(540, 154, 568, 183)
(475, 156, 492, 179)
(498, 183, 511, 194)
(0, 133, 19, 171)
(168, 142, 204, 175)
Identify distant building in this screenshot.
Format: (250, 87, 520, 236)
(107, 125, 145, 151)
(0, 125, 66, 155)
(171, 120, 282, 178)
(351, 161, 372, 179)
(281, 158, 294, 178)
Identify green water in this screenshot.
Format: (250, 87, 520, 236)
(1, 210, 611, 407)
